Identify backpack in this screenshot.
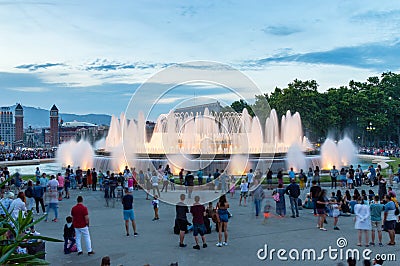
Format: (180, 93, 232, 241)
(272, 191, 280, 202)
(24, 187, 32, 198)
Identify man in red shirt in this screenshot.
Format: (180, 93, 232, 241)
(71, 196, 94, 255)
(190, 195, 207, 250)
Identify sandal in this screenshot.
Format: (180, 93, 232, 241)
(357, 243, 362, 247)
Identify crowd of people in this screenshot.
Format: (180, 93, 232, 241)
(1, 161, 399, 265)
(0, 148, 55, 161)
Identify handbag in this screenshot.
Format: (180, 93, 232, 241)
(272, 191, 280, 202)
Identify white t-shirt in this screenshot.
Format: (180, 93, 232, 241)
(240, 183, 248, 192)
(48, 179, 59, 190)
(9, 198, 27, 219)
(151, 175, 159, 186)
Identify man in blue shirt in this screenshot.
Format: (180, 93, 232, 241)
(369, 165, 376, 187)
(288, 168, 296, 181)
(383, 194, 397, 245)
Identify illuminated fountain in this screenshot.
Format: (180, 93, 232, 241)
(56, 139, 94, 170)
(320, 136, 357, 169)
(56, 108, 358, 178)
(88, 108, 313, 173)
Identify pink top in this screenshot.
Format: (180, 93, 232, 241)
(57, 175, 64, 187)
(128, 178, 133, 188)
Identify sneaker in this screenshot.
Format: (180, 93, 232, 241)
(319, 228, 327, 231)
(334, 227, 340, 230)
(296, 214, 299, 217)
(369, 242, 375, 246)
(222, 242, 228, 246)
(88, 251, 95, 255)
(179, 243, 187, 248)
(77, 251, 83, 256)
(203, 243, 207, 248)
(291, 215, 296, 218)
(152, 218, 157, 221)
(379, 243, 383, 247)
(126, 233, 130, 236)
(134, 233, 138, 237)
(216, 242, 222, 247)
(193, 245, 200, 250)
(32, 231, 41, 236)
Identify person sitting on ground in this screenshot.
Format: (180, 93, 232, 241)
(331, 192, 338, 201)
(345, 190, 352, 201)
(303, 193, 313, 209)
(368, 190, 375, 201)
(339, 198, 351, 216)
(349, 195, 358, 214)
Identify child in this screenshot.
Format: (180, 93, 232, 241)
(63, 216, 75, 254)
(330, 198, 340, 230)
(239, 179, 248, 206)
(116, 182, 124, 201)
(263, 201, 272, 224)
(152, 195, 159, 221)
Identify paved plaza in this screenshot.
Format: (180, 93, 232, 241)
(37, 185, 400, 266)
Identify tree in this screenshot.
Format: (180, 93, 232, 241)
(0, 179, 62, 265)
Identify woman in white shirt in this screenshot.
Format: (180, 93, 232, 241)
(9, 191, 27, 220)
(354, 197, 371, 247)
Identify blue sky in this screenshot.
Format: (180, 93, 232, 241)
(1, 0, 400, 119)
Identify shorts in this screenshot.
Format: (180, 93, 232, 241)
(123, 209, 135, 221)
(371, 221, 382, 230)
(263, 213, 270, 218)
(218, 209, 229, 223)
(384, 220, 396, 231)
(193, 223, 206, 236)
(317, 208, 326, 215)
(240, 191, 248, 198)
(57, 187, 63, 192)
(266, 179, 272, 184)
(177, 219, 188, 231)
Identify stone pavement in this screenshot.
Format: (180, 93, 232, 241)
(37, 185, 400, 266)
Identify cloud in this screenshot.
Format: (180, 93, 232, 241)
(351, 9, 400, 22)
(8, 87, 49, 92)
(262, 25, 301, 36)
(156, 96, 183, 104)
(15, 63, 66, 71)
(247, 41, 400, 71)
(82, 59, 175, 72)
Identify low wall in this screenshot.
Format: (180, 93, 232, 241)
(0, 158, 56, 167)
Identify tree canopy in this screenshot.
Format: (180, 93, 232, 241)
(228, 72, 400, 146)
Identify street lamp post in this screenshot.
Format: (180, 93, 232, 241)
(366, 122, 376, 146)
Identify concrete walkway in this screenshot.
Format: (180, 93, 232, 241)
(37, 185, 400, 266)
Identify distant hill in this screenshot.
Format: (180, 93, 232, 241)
(9, 105, 111, 128)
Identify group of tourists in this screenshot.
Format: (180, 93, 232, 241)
(0, 148, 55, 161)
(1, 160, 399, 265)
